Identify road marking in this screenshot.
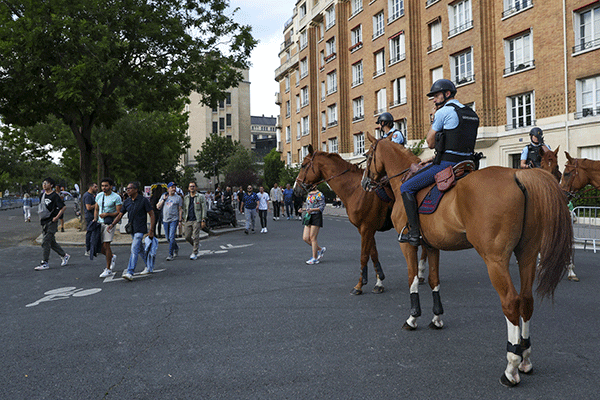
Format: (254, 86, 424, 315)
(103, 269, 166, 283)
(26, 287, 102, 307)
(219, 243, 254, 250)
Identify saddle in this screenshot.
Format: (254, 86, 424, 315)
(418, 160, 476, 214)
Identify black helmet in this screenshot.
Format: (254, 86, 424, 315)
(427, 79, 457, 97)
(376, 112, 394, 128)
(529, 127, 544, 143)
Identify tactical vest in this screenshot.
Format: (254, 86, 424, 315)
(525, 144, 542, 168)
(434, 103, 479, 164)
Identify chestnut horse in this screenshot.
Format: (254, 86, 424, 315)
(294, 147, 397, 294)
(362, 133, 572, 386)
(561, 151, 600, 194)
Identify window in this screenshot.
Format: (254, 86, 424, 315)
(301, 116, 310, 136)
(353, 97, 364, 121)
(504, 31, 533, 74)
(285, 75, 290, 92)
(428, 19, 442, 52)
(299, 2, 307, 19)
(391, 77, 406, 107)
(319, 22, 325, 41)
(287, 151, 292, 166)
(431, 66, 443, 84)
(301, 146, 310, 159)
(452, 49, 474, 85)
(328, 137, 339, 153)
(300, 58, 308, 78)
(212, 106, 217, 113)
(503, 0, 532, 19)
(354, 133, 365, 155)
(351, 0, 363, 18)
(212, 121, 218, 134)
(219, 99, 225, 109)
(389, 32, 406, 65)
(286, 126, 291, 143)
(295, 70, 300, 86)
(301, 86, 309, 107)
(322, 142, 327, 152)
(376, 88, 387, 114)
(395, 119, 407, 139)
(300, 29, 308, 50)
(351, 25, 363, 52)
(574, 5, 600, 53)
(388, 0, 404, 23)
(225, 93, 231, 105)
(449, 0, 472, 37)
(325, 6, 336, 30)
(321, 81, 326, 101)
(327, 104, 338, 127)
(581, 146, 600, 160)
(321, 111, 327, 131)
(296, 122, 301, 139)
(286, 100, 291, 118)
(374, 50, 385, 77)
(507, 92, 534, 130)
(352, 61, 364, 86)
(325, 37, 336, 61)
(576, 75, 600, 118)
(320, 50, 325, 69)
(327, 70, 337, 95)
(219, 117, 225, 130)
(373, 12, 385, 40)
(226, 114, 232, 126)
(296, 94, 300, 113)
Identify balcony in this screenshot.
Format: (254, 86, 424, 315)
(573, 37, 600, 54)
(275, 92, 282, 105)
(502, 0, 532, 19)
(275, 53, 299, 81)
(280, 38, 293, 52)
(448, 20, 473, 37)
(503, 60, 535, 75)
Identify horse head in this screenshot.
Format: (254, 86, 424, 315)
(294, 144, 319, 196)
(361, 132, 383, 191)
(540, 145, 561, 183)
(561, 151, 587, 194)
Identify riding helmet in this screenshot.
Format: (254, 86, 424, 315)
(376, 112, 395, 128)
(427, 79, 457, 97)
(529, 127, 544, 143)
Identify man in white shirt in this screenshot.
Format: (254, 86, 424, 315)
(270, 183, 283, 220)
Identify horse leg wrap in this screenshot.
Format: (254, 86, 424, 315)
(520, 337, 531, 351)
(374, 262, 385, 281)
(410, 293, 421, 318)
(506, 341, 523, 358)
(361, 266, 368, 286)
(432, 291, 444, 316)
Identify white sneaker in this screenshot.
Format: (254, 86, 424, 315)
(35, 261, 49, 271)
(60, 254, 70, 267)
(99, 268, 114, 278)
(190, 253, 198, 260)
(84, 250, 90, 256)
(166, 255, 174, 261)
(110, 254, 117, 269)
(122, 271, 133, 281)
(264, 227, 268, 233)
(140, 268, 151, 275)
(317, 246, 326, 261)
(173, 250, 178, 258)
(306, 257, 320, 265)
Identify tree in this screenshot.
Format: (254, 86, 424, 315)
(223, 146, 259, 188)
(278, 165, 301, 188)
(0, 0, 256, 189)
(263, 149, 284, 189)
(194, 133, 238, 185)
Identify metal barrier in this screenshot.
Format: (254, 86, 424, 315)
(0, 196, 40, 210)
(572, 206, 600, 253)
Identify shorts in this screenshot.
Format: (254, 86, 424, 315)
(307, 212, 323, 228)
(101, 223, 115, 243)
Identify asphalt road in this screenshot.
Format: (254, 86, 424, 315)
(1, 209, 598, 399)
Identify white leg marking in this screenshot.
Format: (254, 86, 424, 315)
(418, 259, 426, 279)
(431, 314, 443, 328)
(410, 276, 419, 294)
(519, 318, 533, 373)
(375, 277, 383, 287)
(406, 315, 418, 328)
(504, 316, 521, 384)
(432, 285, 440, 292)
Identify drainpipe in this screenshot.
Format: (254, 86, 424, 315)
(563, 0, 570, 153)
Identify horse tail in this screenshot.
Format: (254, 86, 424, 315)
(515, 169, 573, 299)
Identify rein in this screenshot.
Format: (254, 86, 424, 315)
(363, 137, 411, 190)
(295, 152, 351, 191)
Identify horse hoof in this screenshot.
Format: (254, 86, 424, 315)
(351, 289, 363, 295)
(372, 286, 385, 294)
(519, 367, 533, 375)
(499, 373, 519, 387)
(568, 276, 580, 282)
(428, 321, 443, 330)
(402, 322, 417, 331)
(418, 277, 425, 284)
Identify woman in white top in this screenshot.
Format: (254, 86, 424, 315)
(257, 186, 270, 233)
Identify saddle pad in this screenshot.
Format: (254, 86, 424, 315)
(418, 185, 444, 214)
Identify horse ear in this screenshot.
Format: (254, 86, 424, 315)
(565, 151, 573, 163)
(553, 145, 559, 156)
(366, 131, 376, 143)
(308, 144, 314, 155)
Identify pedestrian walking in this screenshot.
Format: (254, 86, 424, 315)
(257, 186, 270, 233)
(94, 178, 122, 278)
(270, 183, 283, 220)
(35, 178, 70, 270)
(283, 183, 294, 220)
(82, 182, 98, 256)
(23, 193, 33, 222)
(237, 187, 245, 213)
(54, 185, 65, 232)
(241, 185, 259, 234)
(182, 181, 207, 260)
(302, 186, 326, 265)
(108, 182, 156, 280)
(156, 182, 183, 261)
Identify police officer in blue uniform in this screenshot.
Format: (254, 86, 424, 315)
(377, 112, 406, 145)
(398, 79, 479, 246)
(520, 127, 550, 169)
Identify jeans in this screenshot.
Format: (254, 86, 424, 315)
(41, 220, 66, 262)
(245, 208, 257, 230)
(284, 202, 293, 218)
(163, 220, 179, 256)
(258, 209, 268, 228)
(400, 161, 455, 195)
(126, 232, 146, 274)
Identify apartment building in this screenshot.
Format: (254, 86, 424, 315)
(183, 69, 251, 190)
(251, 115, 277, 158)
(275, 0, 600, 168)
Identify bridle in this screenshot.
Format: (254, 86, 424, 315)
(562, 159, 581, 200)
(361, 138, 411, 191)
(295, 152, 350, 192)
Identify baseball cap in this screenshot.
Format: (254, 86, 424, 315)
(167, 182, 176, 188)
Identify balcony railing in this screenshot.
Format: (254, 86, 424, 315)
(375, 107, 387, 115)
(275, 92, 281, 105)
(505, 119, 535, 131)
(350, 6, 363, 19)
(353, 115, 364, 121)
(326, 86, 337, 95)
(351, 78, 364, 87)
(324, 53, 336, 62)
(448, 20, 473, 37)
(389, 53, 406, 65)
(426, 0, 440, 7)
(575, 108, 600, 119)
(573, 37, 600, 54)
(373, 67, 385, 77)
(502, 0, 532, 18)
(390, 98, 407, 107)
(349, 42, 363, 52)
(427, 41, 443, 52)
(327, 120, 338, 127)
(453, 74, 475, 86)
(387, 9, 404, 24)
(372, 29, 384, 40)
(503, 60, 535, 75)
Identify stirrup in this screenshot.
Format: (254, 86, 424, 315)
(398, 226, 421, 246)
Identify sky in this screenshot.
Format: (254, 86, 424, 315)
(229, 0, 291, 118)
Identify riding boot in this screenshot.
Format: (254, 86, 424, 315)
(399, 192, 421, 246)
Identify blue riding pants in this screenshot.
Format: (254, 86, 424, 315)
(400, 161, 456, 195)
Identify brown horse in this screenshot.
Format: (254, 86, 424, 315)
(540, 146, 562, 182)
(294, 146, 395, 294)
(561, 151, 600, 194)
(362, 133, 572, 386)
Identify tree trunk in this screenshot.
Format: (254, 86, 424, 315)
(70, 122, 94, 231)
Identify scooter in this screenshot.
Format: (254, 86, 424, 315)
(206, 200, 237, 229)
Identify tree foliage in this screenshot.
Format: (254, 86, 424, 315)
(194, 133, 239, 184)
(263, 149, 284, 189)
(278, 165, 300, 188)
(0, 0, 257, 187)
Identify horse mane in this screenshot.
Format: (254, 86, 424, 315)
(379, 139, 421, 164)
(314, 151, 365, 173)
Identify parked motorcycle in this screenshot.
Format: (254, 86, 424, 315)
(205, 200, 237, 230)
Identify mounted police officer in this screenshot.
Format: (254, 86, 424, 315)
(377, 112, 406, 145)
(398, 79, 479, 246)
(520, 127, 550, 169)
